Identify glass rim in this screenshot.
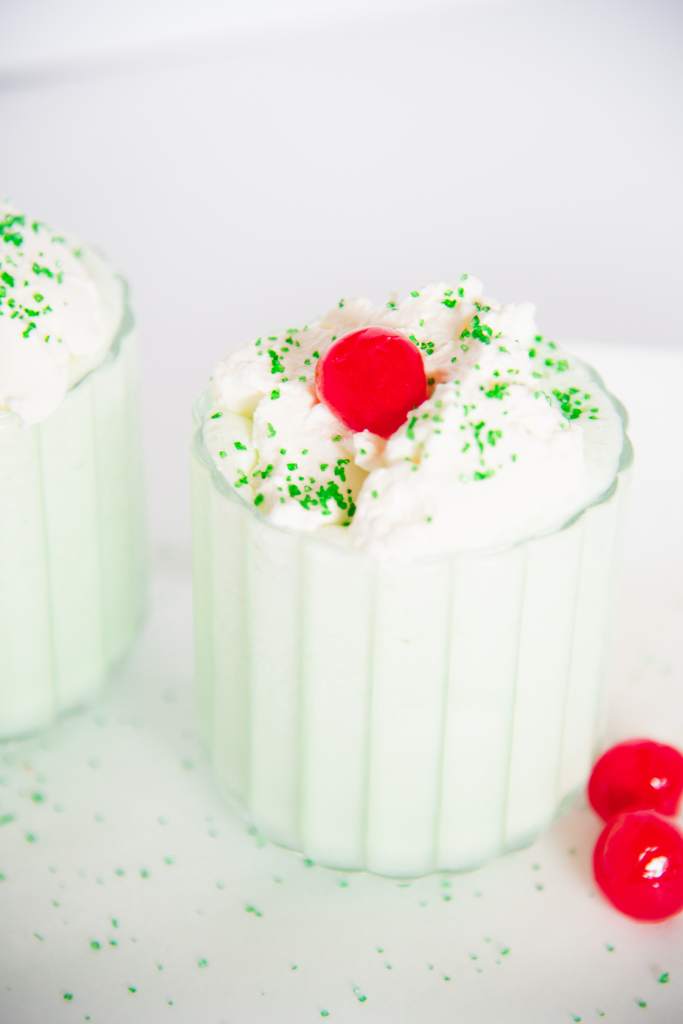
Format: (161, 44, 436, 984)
(0, 270, 134, 431)
(192, 352, 634, 564)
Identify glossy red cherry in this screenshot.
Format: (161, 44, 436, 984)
(315, 327, 428, 438)
(593, 811, 683, 921)
(588, 739, 683, 821)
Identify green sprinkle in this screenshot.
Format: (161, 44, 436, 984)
(658, 972, 669, 984)
(90, 940, 101, 951)
(461, 315, 493, 344)
(210, 411, 223, 420)
(218, 450, 227, 459)
(254, 494, 265, 507)
(245, 903, 263, 917)
(406, 416, 417, 440)
(442, 298, 457, 309)
(128, 986, 137, 994)
(485, 382, 509, 400)
(234, 440, 247, 451)
(198, 958, 208, 968)
(332, 434, 342, 442)
(553, 388, 585, 421)
(267, 422, 276, 438)
(63, 993, 74, 1002)
(267, 349, 285, 374)
(270, 389, 280, 400)
(410, 289, 420, 297)
(32, 262, 53, 278)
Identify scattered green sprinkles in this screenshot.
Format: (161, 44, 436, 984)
(658, 972, 670, 984)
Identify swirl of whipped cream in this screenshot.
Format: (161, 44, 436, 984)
(203, 276, 625, 557)
(0, 202, 122, 424)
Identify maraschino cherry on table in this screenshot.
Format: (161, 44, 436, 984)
(315, 327, 428, 438)
(589, 739, 683, 821)
(593, 811, 683, 922)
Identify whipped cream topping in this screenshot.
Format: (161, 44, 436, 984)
(203, 276, 625, 557)
(0, 202, 122, 424)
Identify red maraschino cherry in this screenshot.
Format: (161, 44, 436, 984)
(315, 327, 428, 438)
(588, 739, 683, 821)
(593, 811, 683, 921)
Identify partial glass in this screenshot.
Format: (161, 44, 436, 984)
(0, 284, 147, 738)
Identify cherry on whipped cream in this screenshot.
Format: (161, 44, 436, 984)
(593, 811, 683, 921)
(588, 739, 683, 822)
(315, 327, 427, 438)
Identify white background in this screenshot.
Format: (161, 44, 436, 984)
(2, 3, 683, 1022)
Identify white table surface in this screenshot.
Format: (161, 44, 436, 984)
(1, 341, 682, 1024)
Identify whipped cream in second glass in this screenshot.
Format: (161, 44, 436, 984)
(0, 202, 122, 425)
(203, 275, 624, 558)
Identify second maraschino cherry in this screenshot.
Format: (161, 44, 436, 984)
(593, 811, 683, 921)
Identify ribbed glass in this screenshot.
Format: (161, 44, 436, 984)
(191, 376, 632, 877)
(0, 287, 147, 739)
